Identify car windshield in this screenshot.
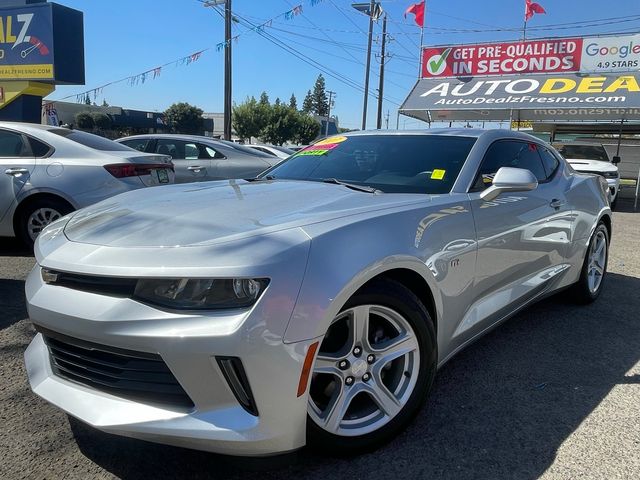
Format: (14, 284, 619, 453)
(272, 145, 295, 155)
(50, 128, 135, 151)
(555, 144, 609, 162)
(262, 134, 477, 194)
(215, 140, 272, 157)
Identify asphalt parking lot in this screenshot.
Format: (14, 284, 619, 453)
(1, 198, 639, 480)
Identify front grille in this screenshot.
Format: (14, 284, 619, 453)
(39, 327, 193, 410)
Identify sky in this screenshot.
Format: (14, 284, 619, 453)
(51, 0, 640, 130)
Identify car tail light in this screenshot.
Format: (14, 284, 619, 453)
(104, 163, 174, 179)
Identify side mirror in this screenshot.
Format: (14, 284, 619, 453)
(612, 156, 621, 165)
(480, 167, 538, 202)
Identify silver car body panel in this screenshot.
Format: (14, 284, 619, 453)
(25, 129, 611, 455)
(0, 122, 173, 238)
(117, 134, 277, 183)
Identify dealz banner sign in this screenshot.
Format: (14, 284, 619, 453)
(421, 33, 640, 79)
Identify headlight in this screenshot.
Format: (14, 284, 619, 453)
(602, 171, 619, 179)
(134, 278, 269, 310)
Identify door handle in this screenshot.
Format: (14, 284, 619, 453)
(549, 199, 566, 209)
(187, 165, 204, 171)
(4, 168, 29, 177)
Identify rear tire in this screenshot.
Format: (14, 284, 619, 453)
(306, 278, 437, 455)
(571, 222, 609, 304)
(16, 197, 73, 248)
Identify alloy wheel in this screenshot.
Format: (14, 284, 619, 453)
(27, 208, 62, 241)
(587, 230, 607, 293)
(308, 304, 420, 437)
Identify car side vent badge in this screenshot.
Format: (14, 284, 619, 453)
(216, 357, 259, 416)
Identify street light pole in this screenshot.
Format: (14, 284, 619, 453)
(223, 0, 232, 140)
(361, 0, 375, 131)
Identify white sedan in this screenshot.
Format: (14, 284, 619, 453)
(244, 144, 295, 160)
(0, 122, 173, 245)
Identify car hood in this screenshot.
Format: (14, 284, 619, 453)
(566, 158, 617, 173)
(63, 180, 427, 247)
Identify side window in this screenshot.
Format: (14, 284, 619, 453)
(27, 137, 52, 157)
(203, 145, 224, 159)
(121, 139, 150, 152)
(472, 140, 547, 191)
(0, 130, 27, 157)
(539, 147, 560, 180)
(154, 139, 184, 159)
(184, 143, 199, 159)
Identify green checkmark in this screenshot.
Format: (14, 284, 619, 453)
(429, 48, 451, 74)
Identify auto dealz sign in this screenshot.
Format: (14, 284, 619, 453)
(422, 33, 640, 78)
(0, 6, 54, 80)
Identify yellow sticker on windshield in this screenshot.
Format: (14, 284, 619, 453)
(315, 136, 347, 146)
(431, 169, 446, 180)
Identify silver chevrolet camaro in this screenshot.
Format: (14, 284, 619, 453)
(25, 129, 611, 456)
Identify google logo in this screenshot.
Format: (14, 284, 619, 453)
(585, 41, 640, 58)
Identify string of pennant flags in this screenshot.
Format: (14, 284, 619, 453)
(46, 1, 323, 106)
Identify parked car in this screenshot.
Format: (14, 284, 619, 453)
(117, 134, 278, 183)
(553, 142, 620, 209)
(0, 122, 173, 246)
(26, 130, 611, 457)
(244, 144, 295, 160)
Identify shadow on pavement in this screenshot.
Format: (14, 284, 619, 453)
(70, 271, 640, 480)
(0, 237, 32, 257)
(0, 279, 27, 329)
(614, 196, 638, 213)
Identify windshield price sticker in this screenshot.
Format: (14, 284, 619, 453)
(297, 149, 331, 156)
(431, 169, 446, 180)
(315, 136, 347, 145)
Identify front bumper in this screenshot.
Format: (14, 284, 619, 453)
(24, 264, 317, 456)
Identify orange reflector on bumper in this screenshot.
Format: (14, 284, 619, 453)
(297, 341, 319, 397)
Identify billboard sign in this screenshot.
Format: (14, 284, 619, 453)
(0, 4, 54, 80)
(400, 72, 640, 121)
(421, 33, 640, 79)
(0, 2, 84, 84)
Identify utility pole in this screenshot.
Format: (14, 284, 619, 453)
(376, 14, 387, 130)
(223, 0, 232, 140)
(362, 0, 375, 131)
(325, 90, 336, 137)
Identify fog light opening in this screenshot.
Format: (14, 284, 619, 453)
(217, 357, 259, 416)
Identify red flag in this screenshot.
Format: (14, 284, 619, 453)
(525, 0, 546, 21)
(405, 1, 425, 27)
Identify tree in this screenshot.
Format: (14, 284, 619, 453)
(261, 103, 299, 146)
(289, 93, 297, 111)
(274, 97, 281, 106)
(84, 94, 91, 105)
(233, 96, 267, 142)
(75, 112, 94, 130)
(101, 99, 109, 107)
(259, 91, 270, 106)
(164, 102, 204, 134)
(302, 90, 313, 113)
(91, 112, 112, 130)
(311, 74, 329, 117)
(294, 114, 321, 145)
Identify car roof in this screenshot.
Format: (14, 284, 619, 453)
(0, 121, 63, 134)
(552, 141, 605, 147)
(118, 133, 221, 142)
(337, 128, 544, 143)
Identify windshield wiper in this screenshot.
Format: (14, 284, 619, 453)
(322, 178, 380, 194)
(245, 175, 276, 182)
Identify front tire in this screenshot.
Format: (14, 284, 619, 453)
(571, 222, 609, 304)
(306, 278, 437, 455)
(17, 197, 73, 247)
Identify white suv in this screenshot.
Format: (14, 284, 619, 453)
(554, 142, 621, 209)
